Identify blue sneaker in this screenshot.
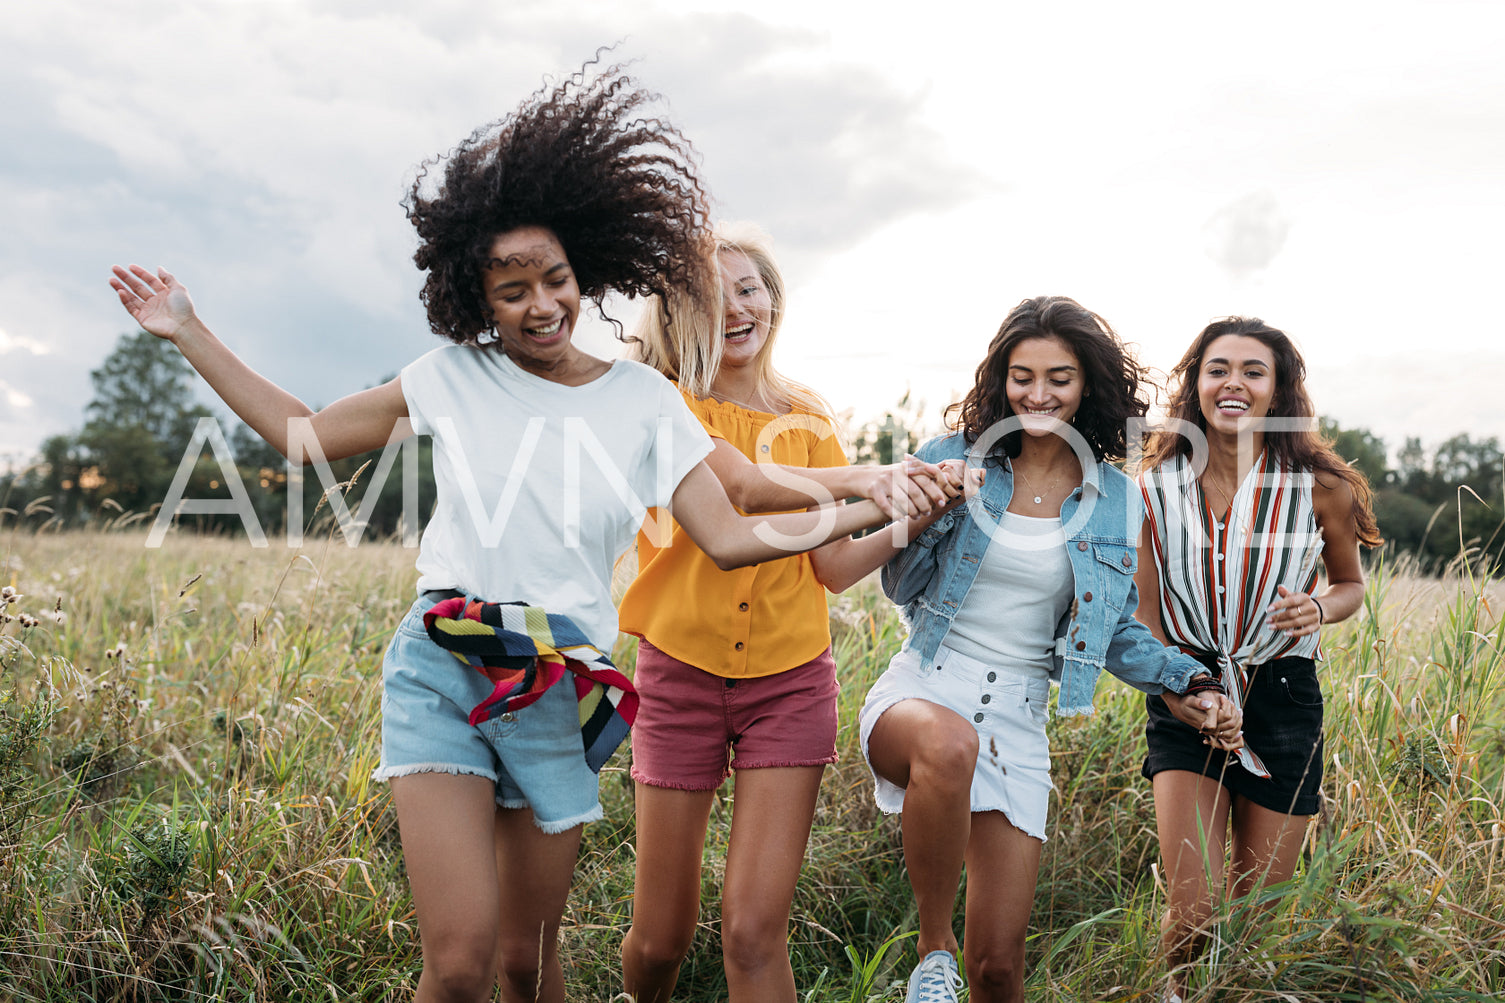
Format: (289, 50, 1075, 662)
(907, 950, 962, 1002)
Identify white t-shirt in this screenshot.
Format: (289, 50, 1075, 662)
(401, 345, 714, 650)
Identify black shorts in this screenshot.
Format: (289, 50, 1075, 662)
(1141, 654, 1324, 816)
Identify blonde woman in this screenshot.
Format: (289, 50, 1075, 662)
(619, 223, 959, 1001)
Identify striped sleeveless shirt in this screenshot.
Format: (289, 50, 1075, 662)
(1138, 450, 1325, 778)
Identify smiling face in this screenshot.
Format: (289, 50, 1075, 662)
(716, 248, 773, 371)
(478, 226, 581, 376)
(1196, 334, 1277, 436)
(1005, 336, 1085, 434)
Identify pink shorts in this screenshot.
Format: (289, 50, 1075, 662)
(629, 640, 840, 790)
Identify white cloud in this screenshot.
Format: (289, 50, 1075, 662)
(0, 327, 50, 356)
(1203, 191, 1291, 280)
(0, 381, 33, 409)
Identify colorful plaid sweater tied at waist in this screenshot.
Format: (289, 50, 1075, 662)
(422, 597, 638, 772)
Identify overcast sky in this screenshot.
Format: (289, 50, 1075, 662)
(2, 0, 1501, 470)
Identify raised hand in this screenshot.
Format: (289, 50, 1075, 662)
(109, 265, 197, 341)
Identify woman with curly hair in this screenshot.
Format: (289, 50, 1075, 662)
(808, 296, 1242, 1003)
(618, 222, 958, 1002)
(1135, 317, 1379, 1003)
(110, 63, 896, 1003)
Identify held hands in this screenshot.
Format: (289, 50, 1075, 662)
(1163, 689, 1244, 751)
(1267, 584, 1323, 638)
(933, 458, 982, 507)
(864, 456, 982, 521)
(864, 456, 980, 520)
(109, 265, 197, 342)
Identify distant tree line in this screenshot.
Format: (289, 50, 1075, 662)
(2, 331, 434, 542)
(1321, 419, 1502, 568)
(3, 332, 1500, 569)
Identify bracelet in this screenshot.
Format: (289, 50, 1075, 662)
(1182, 674, 1226, 697)
(1312, 597, 1325, 624)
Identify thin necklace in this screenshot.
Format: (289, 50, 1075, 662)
(1012, 459, 1064, 505)
(1201, 475, 1236, 514)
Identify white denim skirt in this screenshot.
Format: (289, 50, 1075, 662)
(858, 643, 1053, 841)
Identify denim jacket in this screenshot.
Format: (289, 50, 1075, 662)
(881, 432, 1204, 716)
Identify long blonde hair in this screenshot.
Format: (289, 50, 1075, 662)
(629, 221, 833, 419)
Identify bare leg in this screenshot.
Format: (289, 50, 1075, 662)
(959, 811, 1043, 1003)
(1152, 770, 1233, 1000)
(390, 773, 505, 1003)
(490, 807, 583, 1003)
(720, 766, 825, 1001)
(620, 783, 717, 1003)
(866, 698, 979, 959)
(1227, 795, 1312, 899)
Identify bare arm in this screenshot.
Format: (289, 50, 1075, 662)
(808, 460, 974, 593)
(1132, 538, 1172, 647)
(668, 462, 892, 571)
(110, 265, 411, 461)
(807, 504, 957, 593)
(1266, 474, 1367, 636)
(704, 439, 950, 519)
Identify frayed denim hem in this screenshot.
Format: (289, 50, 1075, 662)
(872, 799, 1048, 843)
(372, 762, 498, 784)
(971, 804, 1048, 844)
(630, 766, 730, 792)
(519, 803, 603, 834)
(730, 754, 839, 770)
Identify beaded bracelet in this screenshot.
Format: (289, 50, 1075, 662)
(1183, 675, 1227, 697)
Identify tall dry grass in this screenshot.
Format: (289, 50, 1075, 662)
(0, 523, 1500, 1001)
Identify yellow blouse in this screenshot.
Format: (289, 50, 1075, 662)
(617, 390, 848, 678)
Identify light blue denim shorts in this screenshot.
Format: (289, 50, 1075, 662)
(371, 595, 603, 833)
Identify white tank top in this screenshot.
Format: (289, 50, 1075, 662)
(943, 511, 1073, 680)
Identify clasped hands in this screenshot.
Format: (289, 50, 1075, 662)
(863, 457, 980, 522)
(1164, 687, 1245, 751)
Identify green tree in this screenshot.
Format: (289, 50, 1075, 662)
(1396, 436, 1434, 498)
(1430, 434, 1503, 562)
(72, 332, 215, 515)
(1320, 416, 1390, 489)
(1431, 434, 1502, 499)
(83, 331, 212, 450)
(849, 391, 934, 465)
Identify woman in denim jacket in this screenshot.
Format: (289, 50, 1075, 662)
(819, 296, 1242, 1003)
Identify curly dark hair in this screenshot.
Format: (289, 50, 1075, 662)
(946, 295, 1150, 463)
(1143, 316, 1382, 546)
(403, 57, 712, 344)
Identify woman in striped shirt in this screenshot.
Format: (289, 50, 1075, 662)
(1134, 317, 1381, 1001)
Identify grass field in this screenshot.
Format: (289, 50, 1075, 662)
(0, 526, 1501, 1001)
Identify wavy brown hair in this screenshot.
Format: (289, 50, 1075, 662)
(403, 56, 712, 344)
(1142, 316, 1382, 546)
(946, 296, 1149, 463)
